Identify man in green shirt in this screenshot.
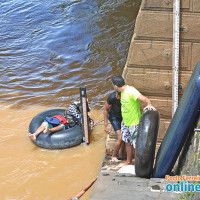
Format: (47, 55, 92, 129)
(112, 75, 156, 166)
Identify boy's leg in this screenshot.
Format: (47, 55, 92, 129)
(44, 124, 62, 133)
(119, 122, 134, 165)
(118, 142, 133, 166)
(125, 142, 133, 165)
(121, 124, 139, 165)
(109, 116, 124, 161)
(34, 122, 47, 136)
(112, 129, 123, 161)
(114, 129, 125, 158)
(118, 142, 125, 159)
(28, 122, 47, 140)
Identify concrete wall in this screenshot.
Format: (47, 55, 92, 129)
(123, 0, 200, 141)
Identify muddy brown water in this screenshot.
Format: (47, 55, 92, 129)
(0, 0, 141, 199)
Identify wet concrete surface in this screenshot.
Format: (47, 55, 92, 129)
(90, 156, 182, 200)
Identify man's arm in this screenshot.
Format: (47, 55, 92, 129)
(137, 94, 156, 111)
(103, 102, 112, 133)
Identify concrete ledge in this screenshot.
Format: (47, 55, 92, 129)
(90, 172, 182, 200)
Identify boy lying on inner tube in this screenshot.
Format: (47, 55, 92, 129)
(28, 101, 94, 141)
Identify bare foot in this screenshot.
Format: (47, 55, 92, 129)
(28, 133, 36, 141)
(111, 157, 120, 163)
(118, 161, 132, 168)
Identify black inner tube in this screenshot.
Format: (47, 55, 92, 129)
(135, 110, 160, 178)
(29, 109, 84, 149)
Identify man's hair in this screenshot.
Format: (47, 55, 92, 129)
(112, 75, 125, 87)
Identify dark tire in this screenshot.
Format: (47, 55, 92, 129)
(135, 110, 160, 178)
(29, 109, 83, 149)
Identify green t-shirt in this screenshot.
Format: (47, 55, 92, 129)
(121, 85, 141, 126)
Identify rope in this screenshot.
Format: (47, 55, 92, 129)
(94, 119, 104, 125)
(88, 101, 106, 107)
(89, 101, 106, 104)
(92, 120, 111, 127)
(93, 123, 110, 127)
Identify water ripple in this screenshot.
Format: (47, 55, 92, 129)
(0, 0, 141, 108)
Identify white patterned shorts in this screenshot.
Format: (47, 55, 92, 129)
(121, 121, 138, 148)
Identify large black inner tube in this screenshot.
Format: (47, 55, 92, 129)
(29, 109, 84, 149)
(135, 110, 160, 178)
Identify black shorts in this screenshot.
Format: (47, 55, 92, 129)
(108, 114, 122, 131)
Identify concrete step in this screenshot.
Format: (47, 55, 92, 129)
(90, 172, 182, 200)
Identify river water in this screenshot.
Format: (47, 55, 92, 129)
(0, 0, 141, 199)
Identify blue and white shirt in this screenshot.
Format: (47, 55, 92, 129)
(67, 103, 93, 123)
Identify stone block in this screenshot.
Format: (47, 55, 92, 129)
(105, 135, 116, 156)
(135, 11, 173, 40)
(193, 0, 200, 12)
(127, 40, 191, 71)
(192, 43, 200, 69)
(141, 0, 190, 10)
(108, 127, 117, 139)
(135, 11, 200, 41)
(125, 68, 192, 97)
(141, 96, 172, 119)
(158, 119, 170, 139)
